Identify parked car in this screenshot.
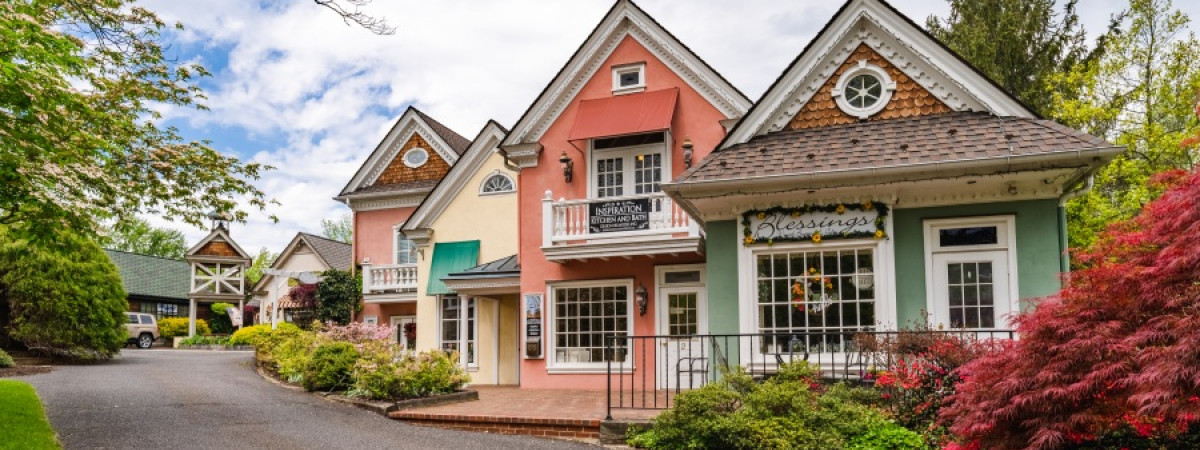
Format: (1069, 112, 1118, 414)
(125, 313, 159, 349)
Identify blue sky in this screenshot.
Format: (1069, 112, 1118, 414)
(139, 0, 1199, 253)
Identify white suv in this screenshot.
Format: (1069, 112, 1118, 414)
(125, 313, 159, 349)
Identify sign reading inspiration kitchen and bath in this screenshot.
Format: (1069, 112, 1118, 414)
(742, 202, 890, 245)
(589, 198, 651, 233)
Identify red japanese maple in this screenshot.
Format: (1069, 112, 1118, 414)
(940, 168, 1200, 449)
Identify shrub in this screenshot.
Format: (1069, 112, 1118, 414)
(158, 318, 210, 339)
(941, 169, 1200, 449)
(208, 302, 234, 334)
(350, 345, 469, 400)
(178, 335, 230, 346)
(319, 322, 392, 344)
(315, 269, 361, 325)
(272, 331, 318, 384)
(228, 324, 271, 346)
(302, 342, 359, 391)
(627, 362, 924, 449)
(0, 348, 14, 368)
(251, 323, 304, 370)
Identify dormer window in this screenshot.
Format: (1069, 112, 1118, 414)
(612, 63, 645, 94)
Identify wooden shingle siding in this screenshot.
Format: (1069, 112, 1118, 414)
(788, 43, 952, 130)
(196, 241, 238, 257)
(373, 133, 452, 186)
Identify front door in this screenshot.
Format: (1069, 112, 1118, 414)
(657, 287, 706, 390)
(931, 251, 1013, 330)
(390, 315, 416, 349)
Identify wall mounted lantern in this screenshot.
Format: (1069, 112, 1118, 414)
(559, 151, 574, 183)
(635, 284, 648, 316)
(682, 137, 694, 168)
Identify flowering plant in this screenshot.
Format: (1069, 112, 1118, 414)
(319, 321, 394, 344)
(791, 267, 836, 313)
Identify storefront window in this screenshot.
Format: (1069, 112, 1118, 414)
(552, 282, 630, 366)
(439, 296, 475, 365)
(755, 248, 876, 353)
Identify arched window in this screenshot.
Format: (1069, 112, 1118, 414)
(480, 172, 515, 194)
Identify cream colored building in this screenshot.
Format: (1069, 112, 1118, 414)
(251, 233, 352, 326)
(400, 121, 520, 385)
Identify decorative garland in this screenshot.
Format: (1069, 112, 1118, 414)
(741, 201, 890, 245)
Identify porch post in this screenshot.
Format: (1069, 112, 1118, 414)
(542, 191, 554, 248)
(188, 298, 197, 337)
(460, 296, 470, 368)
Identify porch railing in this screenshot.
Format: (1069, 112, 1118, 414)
(360, 263, 418, 294)
(542, 192, 698, 245)
(604, 330, 1014, 420)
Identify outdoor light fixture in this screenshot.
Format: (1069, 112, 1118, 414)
(682, 137, 694, 168)
(559, 151, 574, 182)
(635, 284, 648, 316)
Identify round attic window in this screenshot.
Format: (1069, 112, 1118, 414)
(832, 61, 896, 119)
(403, 148, 429, 168)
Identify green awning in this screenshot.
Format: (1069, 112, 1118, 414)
(426, 240, 480, 295)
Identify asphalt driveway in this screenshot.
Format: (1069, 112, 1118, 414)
(18, 349, 594, 449)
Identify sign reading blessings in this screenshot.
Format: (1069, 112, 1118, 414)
(742, 202, 888, 245)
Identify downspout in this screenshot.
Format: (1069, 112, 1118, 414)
(1056, 175, 1094, 273)
(499, 148, 522, 173)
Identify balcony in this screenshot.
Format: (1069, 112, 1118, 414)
(361, 263, 418, 301)
(541, 192, 702, 262)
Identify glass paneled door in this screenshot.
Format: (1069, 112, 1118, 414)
(657, 287, 707, 390)
(931, 251, 1012, 329)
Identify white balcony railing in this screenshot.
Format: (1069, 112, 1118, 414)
(542, 192, 699, 246)
(361, 263, 418, 294)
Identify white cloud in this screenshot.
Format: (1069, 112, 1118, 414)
(136, 0, 1196, 252)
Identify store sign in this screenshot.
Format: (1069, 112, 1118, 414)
(743, 203, 887, 244)
(523, 293, 543, 359)
(589, 198, 650, 233)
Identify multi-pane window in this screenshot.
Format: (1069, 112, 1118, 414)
(755, 248, 876, 353)
(139, 302, 185, 319)
(439, 296, 475, 365)
(395, 235, 417, 265)
(947, 262, 995, 328)
(480, 173, 515, 194)
(667, 293, 698, 336)
(633, 153, 662, 194)
(595, 158, 624, 198)
(552, 284, 629, 365)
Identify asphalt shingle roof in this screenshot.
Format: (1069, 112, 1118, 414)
(677, 112, 1112, 183)
(414, 109, 471, 155)
(341, 179, 440, 197)
(298, 233, 352, 271)
(104, 250, 190, 301)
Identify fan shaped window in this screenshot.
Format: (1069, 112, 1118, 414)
(832, 61, 896, 119)
(480, 172, 515, 195)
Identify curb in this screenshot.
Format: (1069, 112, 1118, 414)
(253, 364, 394, 416)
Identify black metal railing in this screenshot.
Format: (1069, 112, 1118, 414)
(604, 330, 1014, 420)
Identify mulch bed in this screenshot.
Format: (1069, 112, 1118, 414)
(0, 366, 53, 378)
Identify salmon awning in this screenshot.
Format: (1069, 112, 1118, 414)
(568, 88, 678, 141)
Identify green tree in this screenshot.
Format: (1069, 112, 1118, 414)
(0, 226, 126, 358)
(320, 214, 353, 244)
(0, 1, 272, 241)
(99, 217, 188, 259)
(246, 248, 277, 285)
(1056, 0, 1200, 249)
(315, 269, 361, 325)
(209, 302, 235, 335)
(927, 0, 1104, 116)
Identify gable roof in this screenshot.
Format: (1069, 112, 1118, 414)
(675, 111, 1118, 186)
(337, 106, 469, 199)
(104, 249, 190, 301)
(403, 120, 510, 231)
(500, 0, 751, 148)
(298, 233, 352, 271)
(719, 0, 1038, 149)
(185, 227, 252, 261)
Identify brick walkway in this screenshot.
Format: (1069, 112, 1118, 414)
(387, 386, 669, 440)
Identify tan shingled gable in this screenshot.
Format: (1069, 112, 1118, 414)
(371, 133, 453, 187)
(196, 241, 238, 257)
(788, 43, 952, 130)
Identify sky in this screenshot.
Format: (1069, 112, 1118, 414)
(139, 0, 1199, 254)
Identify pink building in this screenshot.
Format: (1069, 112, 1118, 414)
(336, 107, 471, 335)
(499, 0, 750, 389)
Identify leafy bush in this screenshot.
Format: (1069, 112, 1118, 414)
(627, 362, 924, 449)
(315, 269, 361, 325)
(302, 342, 360, 391)
(208, 302, 234, 335)
(178, 335, 230, 346)
(228, 324, 271, 346)
(319, 322, 392, 344)
(158, 318, 210, 339)
(272, 331, 318, 384)
(350, 344, 469, 400)
(0, 348, 14, 368)
(941, 169, 1200, 449)
(251, 323, 304, 370)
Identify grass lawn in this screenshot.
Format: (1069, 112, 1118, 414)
(0, 379, 60, 450)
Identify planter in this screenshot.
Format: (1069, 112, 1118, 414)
(390, 390, 478, 411)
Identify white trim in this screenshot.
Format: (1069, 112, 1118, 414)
(612, 62, 646, 95)
(392, 225, 419, 265)
(922, 215, 1019, 327)
(185, 228, 252, 262)
(364, 315, 378, 325)
(586, 136, 671, 199)
(362, 292, 418, 304)
(337, 108, 463, 199)
(500, 0, 750, 150)
(402, 148, 429, 168)
(541, 235, 703, 262)
(404, 123, 510, 230)
(654, 264, 708, 336)
(478, 170, 516, 196)
(832, 60, 895, 119)
(437, 295, 479, 368)
(545, 278, 635, 371)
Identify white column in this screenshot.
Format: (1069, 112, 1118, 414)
(237, 299, 244, 328)
(460, 296, 470, 368)
(188, 298, 197, 337)
(361, 262, 372, 294)
(542, 190, 554, 247)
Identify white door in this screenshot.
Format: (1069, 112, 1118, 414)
(657, 288, 706, 390)
(931, 251, 1013, 330)
(390, 315, 416, 349)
